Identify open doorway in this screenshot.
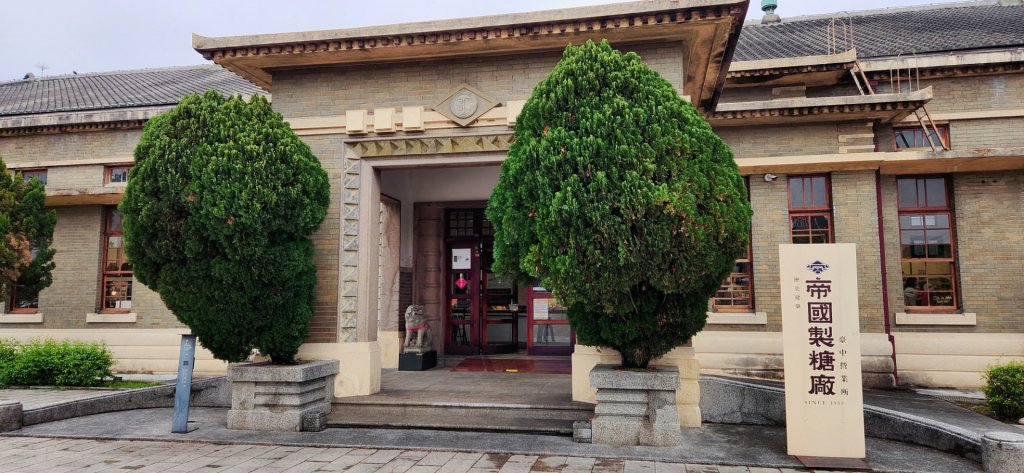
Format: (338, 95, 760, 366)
(379, 165, 575, 361)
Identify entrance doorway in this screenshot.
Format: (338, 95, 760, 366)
(437, 206, 577, 357)
(444, 209, 518, 355)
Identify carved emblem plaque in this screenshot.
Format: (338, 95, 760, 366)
(434, 84, 499, 127)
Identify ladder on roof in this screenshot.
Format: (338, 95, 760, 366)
(888, 54, 949, 151)
(828, 16, 876, 96)
(828, 16, 948, 151)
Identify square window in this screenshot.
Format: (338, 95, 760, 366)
(106, 166, 132, 185)
(20, 169, 47, 186)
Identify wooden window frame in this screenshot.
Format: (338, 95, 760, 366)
(8, 284, 38, 314)
(104, 164, 133, 185)
(18, 168, 48, 186)
(100, 207, 132, 313)
(896, 176, 959, 312)
(893, 124, 950, 150)
(788, 175, 834, 244)
(713, 177, 754, 312)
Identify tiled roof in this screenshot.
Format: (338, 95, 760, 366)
(735, 1, 1024, 61)
(0, 65, 265, 117)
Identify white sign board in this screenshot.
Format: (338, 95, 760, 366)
(451, 248, 471, 270)
(779, 243, 865, 459)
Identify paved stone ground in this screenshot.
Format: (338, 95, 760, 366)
(0, 388, 119, 410)
(3, 408, 982, 472)
(0, 436, 842, 473)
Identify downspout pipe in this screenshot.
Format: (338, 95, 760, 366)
(875, 170, 899, 386)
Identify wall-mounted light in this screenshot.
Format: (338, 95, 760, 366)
(764, 173, 778, 182)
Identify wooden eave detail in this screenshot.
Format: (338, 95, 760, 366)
(726, 50, 858, 88)
(45, 187, 123, 206)
(736, 147, 1024, 176)
(194, 1, 748, 111)
(0, 120, 145, 137)
(865, 61, 1024, 81)
(710, 88, 932, 127)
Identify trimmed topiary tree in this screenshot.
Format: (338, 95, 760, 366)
(120, 91, 330, 364)
(0, 156, 57, 308)
(487, 40, 751, 368)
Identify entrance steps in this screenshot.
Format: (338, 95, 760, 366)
(327, 368, 592, 435)
(328, 397, 593, 435)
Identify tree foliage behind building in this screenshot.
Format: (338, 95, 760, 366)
(487, 41, 751, 368)
(121, 91, 330, 363)
(0, 156, 56, 307)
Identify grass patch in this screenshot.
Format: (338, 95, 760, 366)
(102, 380, 165, 390)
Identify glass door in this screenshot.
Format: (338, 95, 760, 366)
(446, 243, 479, 355)
(481, 245, 518, 354)
(527, 287, 575, 356)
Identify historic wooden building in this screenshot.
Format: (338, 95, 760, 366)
(1, 0, 1022, 397)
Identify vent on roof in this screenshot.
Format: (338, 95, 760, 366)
(761, 0, 781, 24)
(22, 73, 35, 81)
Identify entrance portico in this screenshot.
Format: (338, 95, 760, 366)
(193, 0, 748, 399)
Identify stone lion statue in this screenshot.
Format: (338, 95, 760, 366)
(403, 305, 432, 350)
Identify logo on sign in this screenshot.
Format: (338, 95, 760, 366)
(806, 260, 830, 274)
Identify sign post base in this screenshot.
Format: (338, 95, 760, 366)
(795, 456, 872, 471)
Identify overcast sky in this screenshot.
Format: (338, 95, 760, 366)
(0, 0, 969, 81)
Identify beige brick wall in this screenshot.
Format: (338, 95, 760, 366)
(950, 117, 1024, 150)
(716, 124, 840, 158)
(831, 171, 885, 333)
(46, 164, 107, 188)
(0, 129, 139, 166)
(271, 43, 685, 119)
(293, 134, 344, 343)
(953, 171, 1024, 332)
(34, 206, 103, 328)
(747, 176, 789, 332)
(876, 74, 1024, 116)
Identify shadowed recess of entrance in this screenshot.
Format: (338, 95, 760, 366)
(451, 357, 572, 375)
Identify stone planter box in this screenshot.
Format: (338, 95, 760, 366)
(227, 359, 338, 432)
(589, 364, 681, 447)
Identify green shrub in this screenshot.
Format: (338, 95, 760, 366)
(0, 339, 17, 386)
(0, 339, 113, 387)
(486, 40, 750, 368)
(0, 155, 57, 304)
(121, 91, 330, 363)
(982, 361, 1024, 420)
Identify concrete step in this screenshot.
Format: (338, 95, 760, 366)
(328, 400, 593, 435)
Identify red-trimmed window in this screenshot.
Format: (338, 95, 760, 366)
(101, 207, 132, 312)
(897, 177, 958, 311)
(894, 125, 950, 150)
(105, 165, 131, 185)
(788, 175, 833, 244)
(8, 284, 38, 313)
(713, 177, 754, 312)
(19, 168, 48, 186)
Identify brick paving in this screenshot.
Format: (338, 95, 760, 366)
(0, 389, 119, 410)
(0, 437, 836, 473)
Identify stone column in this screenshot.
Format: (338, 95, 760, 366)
(589, 364, 681, 447)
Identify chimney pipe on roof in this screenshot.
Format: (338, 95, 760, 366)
(761, 0, 782, 24)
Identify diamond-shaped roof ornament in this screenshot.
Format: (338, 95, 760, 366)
(433, 84, 499, 127)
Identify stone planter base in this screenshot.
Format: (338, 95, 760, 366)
(589, 364, 681, 447)
(227, 360, 338, 432)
